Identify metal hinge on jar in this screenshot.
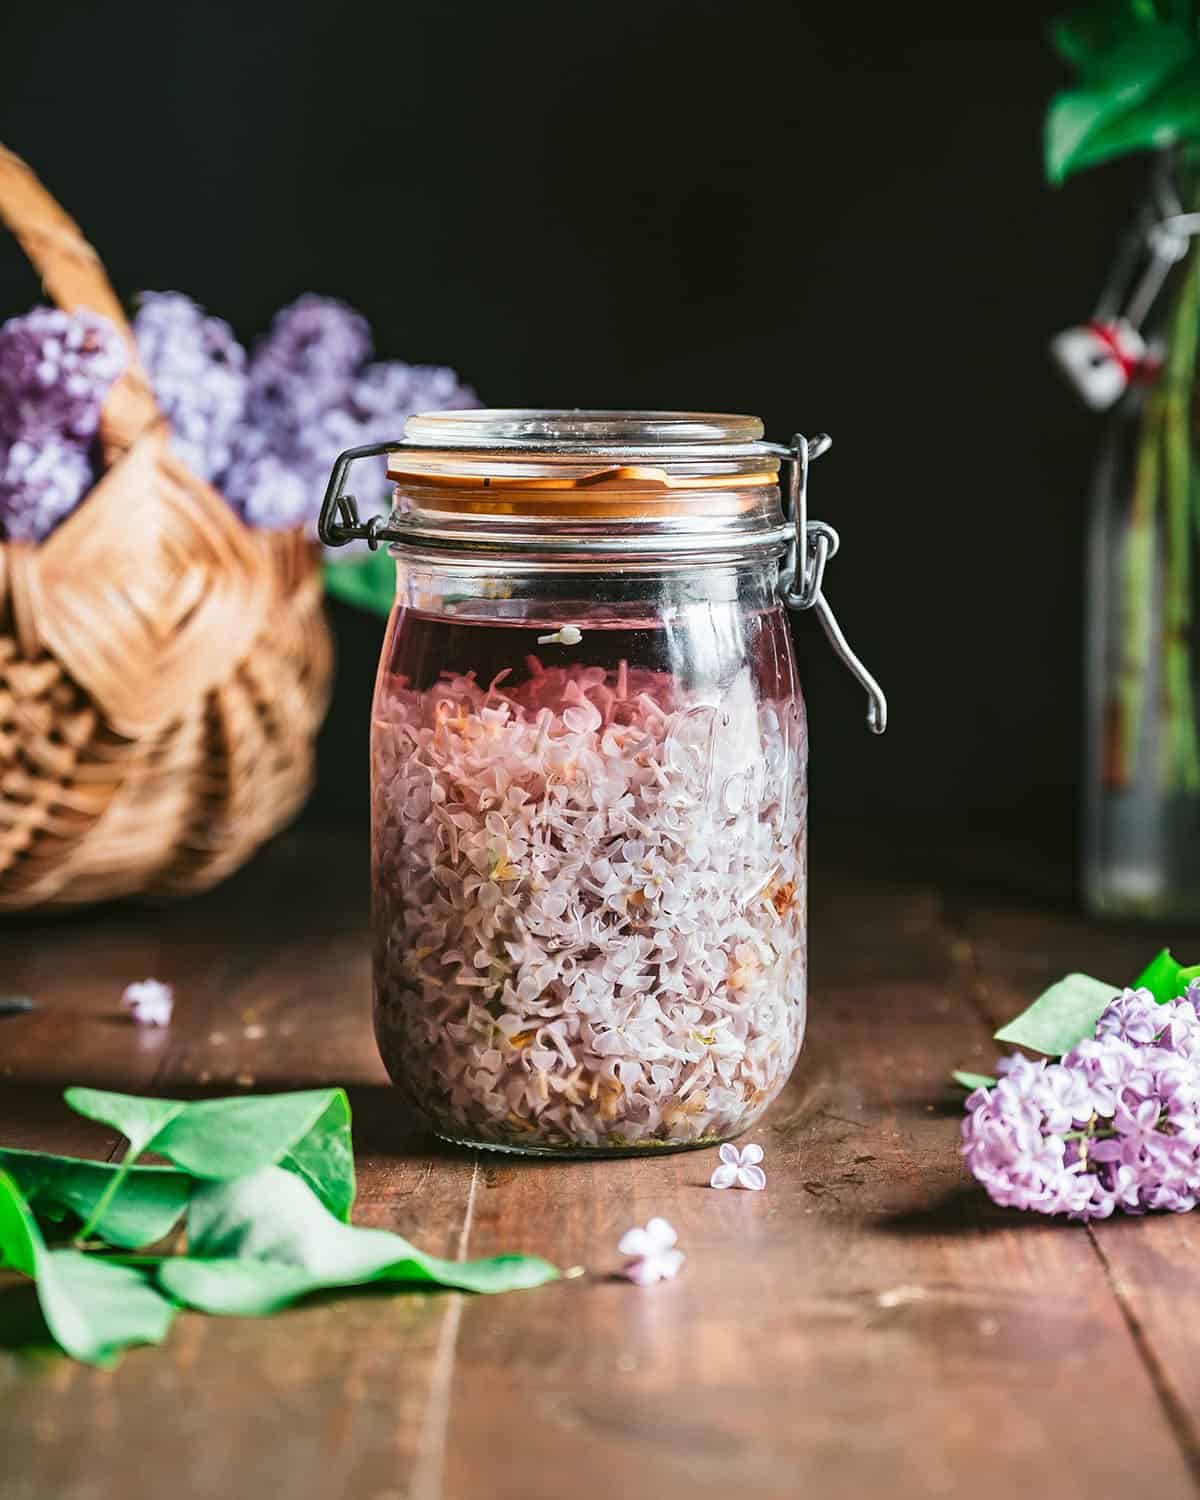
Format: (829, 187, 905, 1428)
(773, 434, 887, 735)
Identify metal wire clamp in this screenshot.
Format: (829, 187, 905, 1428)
(319, 441, 398, 549)
(774, 434, 888, 735)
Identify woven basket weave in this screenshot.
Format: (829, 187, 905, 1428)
(0, 147, 333, 908)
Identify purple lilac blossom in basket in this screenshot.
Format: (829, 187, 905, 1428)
(962, 985, 1200, 1220)
(224, 295, 479, 529)
(0, 436, 92, 542)
(0, 308, 126, 542)
(0, 291, 477, 542)
(133, 292, 247, 483)
(0, 307, 126, 443)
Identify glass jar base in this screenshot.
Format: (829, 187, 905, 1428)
(1085, 877, 1200, 922)
(433, 1129, 742, 1160)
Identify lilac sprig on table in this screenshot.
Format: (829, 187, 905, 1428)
(959, 947, 1200, 1221)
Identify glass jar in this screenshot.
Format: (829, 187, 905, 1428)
(321, 411, 885, 1155)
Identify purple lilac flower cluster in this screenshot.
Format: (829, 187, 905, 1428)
(962, 984, 1200, 1219)
(0, 308, 127, 541)
(132, 293, 247, 483)
(0, 292, 477, 542)
(216, 293, 479, 530)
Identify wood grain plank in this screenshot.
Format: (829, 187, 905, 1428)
(957, 894, 1200, 1486)
(438, 875, 1200, 1500)
(2, 843, 1198, 1500)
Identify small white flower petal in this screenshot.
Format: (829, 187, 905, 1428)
(622, 1257, 658, 1286)
(617, 1227, 652, 1257)
(718, 1143, 740, 1166)
(644, 1216, 677, 1251)
(739, 1143, 764, 1166)
(709, 1162, 739, 1189)
(655, 1248, 685, 1280)
(737, 1164, 767, 1191)
(121, 979, 174, 1028)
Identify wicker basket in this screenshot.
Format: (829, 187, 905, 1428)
(0, 147, 334, 908)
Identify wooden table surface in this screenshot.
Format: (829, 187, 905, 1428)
(3, 827, 1200, 1500)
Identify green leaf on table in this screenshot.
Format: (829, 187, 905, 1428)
(0, 1170, 175, 1366)
(1046, 9, 1200, 182)
(65, 1087, 356, 1221)
(993, 972, 1119, 1055)
(952, 1071, 997, 1091)
(159, 1166, 559, 1316)
(1131, 947, 1200, 1003)
(0, 1147, 189, 1249)
(323, 549, 395, 617)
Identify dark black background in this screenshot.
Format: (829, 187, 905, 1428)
(0, 0, 1146, 865)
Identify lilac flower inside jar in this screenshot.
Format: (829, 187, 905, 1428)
(321, 411, 886, 1155)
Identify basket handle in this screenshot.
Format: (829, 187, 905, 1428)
(0, 145, 161, 461)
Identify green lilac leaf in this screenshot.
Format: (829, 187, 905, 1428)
(0, 1147, 189, 1249)
(1051, 1, 1171, 72)
(993, 972, 1119, 1055)
(0, 1170, 175, 1366)
(64, 1091, 184, 1156)
(65, 1087, 356, 1221)
(1055, 55, 1200, 179)
(1045, 17, 1198, 182)
(952, 1070, 997, 1090)
(1132, 947, 1200, 1002)
(158, 1166, 559, 1316)
(323, 550, 394, 617)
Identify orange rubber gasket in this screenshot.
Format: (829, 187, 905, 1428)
(385, 456, 779, 493)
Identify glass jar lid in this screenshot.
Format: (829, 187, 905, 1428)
(402, 409, 766, 451)
(390, 409, 783, 492)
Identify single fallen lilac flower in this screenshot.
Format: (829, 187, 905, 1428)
(618, 1217, 684, 1285)
(537, 625, 583, 647)
(710, 1141, 766, 1190)
(122, 979, 174, 1028)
